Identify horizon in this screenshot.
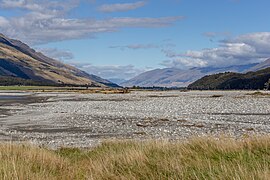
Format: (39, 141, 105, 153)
(1, 0, 270, 80)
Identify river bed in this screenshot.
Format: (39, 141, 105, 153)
(0, 90, 269, 149)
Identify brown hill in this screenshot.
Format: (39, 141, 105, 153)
(0, 34, 118, 87)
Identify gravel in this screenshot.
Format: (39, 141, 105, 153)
(0, 90, 270, 149)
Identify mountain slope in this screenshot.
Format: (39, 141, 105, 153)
(246, 58, 270, 72)
(0, 34, 118, 87)
(188, 67, 270, 90)
(121, 63, 259, 87)
(121, 68, 183, 87)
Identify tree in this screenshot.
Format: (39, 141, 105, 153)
(264, 79, 270, 90)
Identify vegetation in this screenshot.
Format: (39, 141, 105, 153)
(129, 86, 187, 91)
(0, 136, 270, 179)
(188, 67, 270, 90)
(0, 34, 117, 87)
(0, 86, 55, 91)
(247, 91, 270, 96)
(0, 85, 130, 94)
(0, 76, 56, 86)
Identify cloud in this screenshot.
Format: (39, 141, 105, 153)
(0, 0, 79, 14)
(110, 42, 176, 50)
(161, 49, 182, 58)
(0, 16, 9, 26)
(98, 1, 146, 13)
(202, 31, 231, 38)
(160, 58, 207, 68)
(202, 31, 231, 42)
(161, 32, 270, 68)
(1, 0, 43, 11)
(110, 44, 159, 50)
(72, 63, 146, 79)
(37, 48, 74, 61)
(1, 15, 183, 45)
(0, 0, 183, 45)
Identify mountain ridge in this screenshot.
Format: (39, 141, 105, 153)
(121, 59, 270, 87)
(188, 67, 270, 90)
(0, 34, 118, 87)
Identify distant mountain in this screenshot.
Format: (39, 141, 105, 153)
(108, 78, 127, 85)
(246, 58, 270, 72)
(0, 34, 118, 87)
(121, 68, 184, 87)
(188, 67, 270, 90)
(121, 63, 260, 87)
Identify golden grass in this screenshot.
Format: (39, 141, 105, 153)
(1, 136, 270, 180)
(0, 86, 130, 94)
(31, 89, 130, 94)
(247, 91, 270, 96)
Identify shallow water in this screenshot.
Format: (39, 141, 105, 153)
(0, 95, 26, 100)
(0, 95, 27, 107)
(0, 95, 33, 117)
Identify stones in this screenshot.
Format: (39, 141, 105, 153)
(0, 90, 270, 149)
(136, 123, 148, 127)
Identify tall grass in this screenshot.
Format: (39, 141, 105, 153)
(0, 136, 269, 179)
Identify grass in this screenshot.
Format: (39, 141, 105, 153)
(247, 91, 270, 96)
(0, 86, 130, 94)
(0, 86, 56, 90)
(0, 136, 270, 179)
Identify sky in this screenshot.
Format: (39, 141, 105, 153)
(0, 0, 270, 80)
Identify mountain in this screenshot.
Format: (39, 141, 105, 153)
(246, 58, 270, 72)
(188, 67, 270, 90)
(0, 34, 118, 87)
(121, 63, 259, 87)
(108, 78, 127, 85)
(121, 68, 184, 87)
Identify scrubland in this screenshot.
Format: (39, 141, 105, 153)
(0, 136, 269, 180)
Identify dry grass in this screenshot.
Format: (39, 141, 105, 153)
(0, 86, 130, 94)
(1, 136, 270, 179)
(247, 91, 270, 96)
(30, 88, 130, 94)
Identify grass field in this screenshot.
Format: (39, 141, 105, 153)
(0, 86, 58, 91)
(0, 86, 129, 94)
(0, 136, 269, 180)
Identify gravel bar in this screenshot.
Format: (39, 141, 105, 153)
(0, 90, 269, 149)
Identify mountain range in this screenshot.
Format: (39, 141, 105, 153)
(0, 34, 118, 87)
(1, 33, 269, 88)
(121, 60, 270, 87)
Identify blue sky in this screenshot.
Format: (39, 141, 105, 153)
(0, 0, 270, 79)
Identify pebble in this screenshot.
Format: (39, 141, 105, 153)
(0, 90, 269, 149)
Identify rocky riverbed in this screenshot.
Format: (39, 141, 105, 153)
(0, 90, 269, 149)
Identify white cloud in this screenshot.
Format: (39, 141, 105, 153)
(202, 31, 231, 38)
(72, 63, 146, 79)
(37, 48, 74, 61)
(98, 1, 146, 13)
(110, 42, 176, 50)
(0, 0, 183, 45)
(161, 32, 270, 68)
(0, 0, 79, 15)
(110, 44, 160, 50)
(0, 16, 9, 26)
(5, 16, 182, 45)
(160, 58, 207, 68)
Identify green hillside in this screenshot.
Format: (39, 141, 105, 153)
(188, 67, 270, 90)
